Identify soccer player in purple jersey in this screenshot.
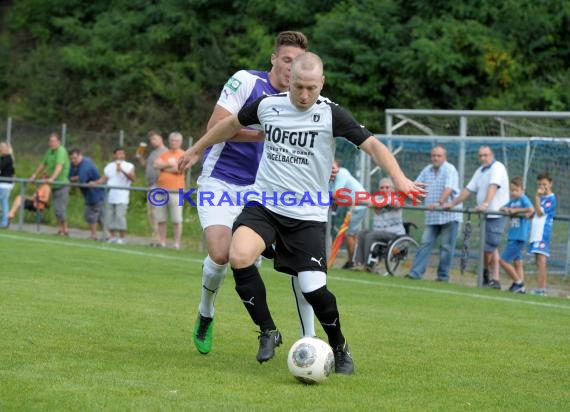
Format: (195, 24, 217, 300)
(192, 32, 315, 355)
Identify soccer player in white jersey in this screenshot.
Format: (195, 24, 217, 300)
(180, 52, 425, 374)
(192, 32, 316, 355)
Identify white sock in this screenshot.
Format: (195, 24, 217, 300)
(291, 276, 316, 337)
(198, 255, 228, 318)
(254, 255, 263, 269)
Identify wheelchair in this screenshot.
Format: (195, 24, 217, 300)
(366, 222, 419, 276)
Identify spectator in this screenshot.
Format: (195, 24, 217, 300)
(30, 133, 70, 235)
(137, 131, 167, 245)
(0, 141, 15, 228)
(91, 148, 136, 244)
(330, 158, 368, 269)
(153, 132, 185, 249)
(406, 145, 462, 281)
(498, 176, 534, 293)
(528, 172, 557, 296)
(352, 178, 406, 271)
(69, 149, 106, 240)
(7, 180, 51, 221)
(445, 145, 509, 289)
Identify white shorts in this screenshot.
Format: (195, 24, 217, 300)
(197, 175, 253, 229)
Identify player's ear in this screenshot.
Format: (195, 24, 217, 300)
(271, 53, 277, 66)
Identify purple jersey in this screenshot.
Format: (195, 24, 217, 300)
(201, 70, 280, 185)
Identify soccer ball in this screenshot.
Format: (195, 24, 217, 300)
(287, 337, 334, 384)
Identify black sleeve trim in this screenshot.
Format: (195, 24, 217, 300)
(237, 95, 268, 126)
(328, 102, 372, 146)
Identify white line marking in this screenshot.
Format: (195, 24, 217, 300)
(0, 232, 203, 264)
(2, 232, 569, 311)
(329, 275, 570, 311)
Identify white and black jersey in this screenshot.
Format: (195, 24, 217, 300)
(237, 92, 371, 221)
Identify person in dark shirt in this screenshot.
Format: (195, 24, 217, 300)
(69, 149, 105, 240)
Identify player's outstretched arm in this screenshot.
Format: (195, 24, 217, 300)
(208, 105, 264, 142)
(178, 115, 243, 172)
(359, 137, 426, 199)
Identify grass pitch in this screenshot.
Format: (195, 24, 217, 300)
(1, 232, 569, 411)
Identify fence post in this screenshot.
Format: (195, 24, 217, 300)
(458, 116, 467, 188)
(119, 130, 124, 147)
(523, 140, 531, 189)
(564, 222, 570, 279)
(17, 180, 26, 230)
(477, 213, 486, 287)
(61, 123, 67, 146)
(6, 117, 12, 144)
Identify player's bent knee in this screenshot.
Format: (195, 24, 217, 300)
(229, 248, 259, 269)
(209, 250, 230, 265)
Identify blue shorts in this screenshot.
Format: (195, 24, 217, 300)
(484, 217, 507, 252)
(528, 240, 550, 257)
(501, 240, 525, 262)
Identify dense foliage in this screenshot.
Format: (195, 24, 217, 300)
(1, 0, 569, 135)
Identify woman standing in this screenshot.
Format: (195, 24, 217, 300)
(0, 141, 15, 228)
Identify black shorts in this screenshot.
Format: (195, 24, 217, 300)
(233, 203, 327, 276)
(24, 199, 39, 212)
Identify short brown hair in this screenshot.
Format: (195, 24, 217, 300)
(274, 31, 308, 53)
(510, 176, 523, 188)
(537, 172, 552, 182)
(147, 130, 161, 139)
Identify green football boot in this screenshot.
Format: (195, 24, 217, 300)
(193, 313, 214, 354)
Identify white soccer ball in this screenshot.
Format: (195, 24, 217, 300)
(287, 337, 334, 384)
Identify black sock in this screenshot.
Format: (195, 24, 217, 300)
(483, 268, 489, 283)
(233, 265, 276, 331)
(303, 286, 344, 348)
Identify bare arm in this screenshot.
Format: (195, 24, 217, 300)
(208, 105, 263, 142)
(154, 156, 179, 173)
(444, 188, 471, 209)
(121, 167, 136, 182)
(359, 137, 426, 198)
(153, 157, 170, 170)
(471, 184, 499, 211)
(533, 189, 545, 217)
(30, 163, 45, 180)
(46, 164, 63, 183)
(427, 186, 454, 210)
(89, 175, 109, 186)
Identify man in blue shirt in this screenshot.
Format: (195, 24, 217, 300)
(69, 149, 105, 240)
(407, 145, 462, 281)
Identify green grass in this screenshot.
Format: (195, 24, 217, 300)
(1, 232, 569, 411)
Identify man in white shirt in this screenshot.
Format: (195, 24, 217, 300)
(92, 148, 136, 244)
(445, 145, 509, 288)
